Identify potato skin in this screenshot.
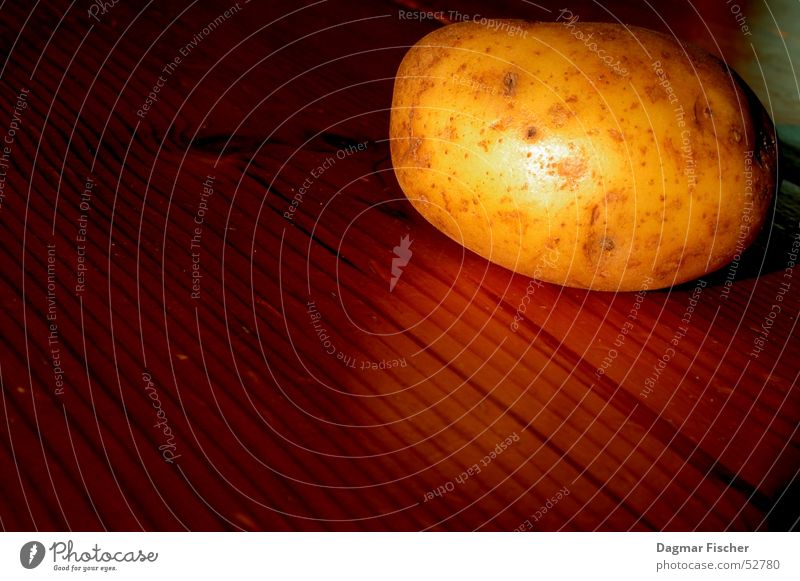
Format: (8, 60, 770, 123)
(390, 20, 776, 290)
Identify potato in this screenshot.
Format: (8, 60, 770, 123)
(390, 19, 776, 290)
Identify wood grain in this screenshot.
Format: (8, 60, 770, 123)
(0, 0, 798, 531)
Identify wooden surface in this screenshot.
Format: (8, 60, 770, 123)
(0, 0, 798, 531)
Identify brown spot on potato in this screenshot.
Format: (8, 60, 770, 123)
(410, 46, 445, 78)
(496, 209, 522, 224)
(489, 117, 514, 132)
(654, 252, 683, 281)
(408, 137, 422, 161)
(693, 98, 713, 128)
(645, 85, 663, 103)
(555, 155, 588, 188)
(526, 126, 538, 139)
(548, 103, 572, 127)
(644, 235, 661, 249)
(503, 71, 518, 96)
(583, 229, 616, 265)
(662, 136, 681, 161)
(608, 128, 623, 142)
(443, 195, 453, 215)
(590, 204, 600, 225)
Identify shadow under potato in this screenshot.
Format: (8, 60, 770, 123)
(767, 474, 800, 531)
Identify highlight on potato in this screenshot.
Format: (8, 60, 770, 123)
(389, 18, 777, 291)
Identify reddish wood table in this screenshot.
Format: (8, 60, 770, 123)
(0, 0, 798, 530)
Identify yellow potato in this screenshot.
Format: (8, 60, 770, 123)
(390, 19, 777, 290)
